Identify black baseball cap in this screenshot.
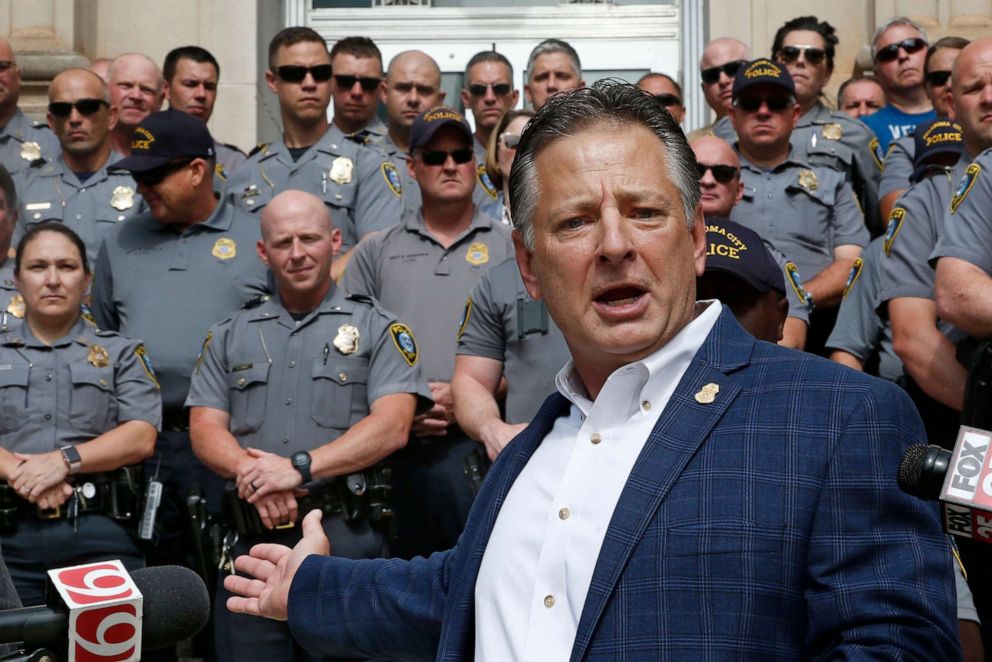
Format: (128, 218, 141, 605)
(409, 106, 473, 153)
(703, 218, 785, 295)
(114, 108, 215, 172)
(732, 58, 795, 101)
(911, 118, 963, 183)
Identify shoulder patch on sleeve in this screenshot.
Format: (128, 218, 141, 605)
(477, 164, 498, 199)
(842, 258, 864, 299)
(870, 137, 884, 171)
(457, 297, 473, 341)
(784, 262, 813, 312)
(380, 162, 403, 197)
(883, 207, 906, 256)
(389, 323, 419, 366)
(214, 163, 228, 181)
(194, 329, 214, 373)
(134, 344, 160, 388)
(950, 163, 982, 214)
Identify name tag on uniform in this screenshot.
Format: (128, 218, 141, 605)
(25, 202, 51, 211)
(232, 363, 254, 372)
(516, 299, 549, 338)
(0, 364, 10, 371)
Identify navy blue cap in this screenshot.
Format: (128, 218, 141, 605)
(703, 218, 785, 295)
(911, 118, 963, 183)
(409, 106, 473, 153)
(114, 108, 215, 172)
(732, 58, 795, 101)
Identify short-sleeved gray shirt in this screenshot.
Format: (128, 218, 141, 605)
(455, 258, 570, 423)
(879, 134, 915, 199)
(0, 110, 60, 175)
(213, 140, 247, 183)
(13, 153, 147, 264)
(222, 127, 402, 250)
(765, 241, 811, 324)
(185, 286, 431, 454)
(0, 317, 161, 452)
(825, 237, 902, 381)
(731, 151, 869, 278)
(931, 147, 992, 273)
(341, 206, 513, 382)
(0, 261, 19, 324)
(90, 200, 271, 411)
(372, 133, 420, 218)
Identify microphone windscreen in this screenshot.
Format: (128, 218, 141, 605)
(897, 443, 930, 497)
(131, 566, 210, 650)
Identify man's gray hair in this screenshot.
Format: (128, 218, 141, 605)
(872, 16, 928, 56)
(509, 80, 700, 250)
(525, 39, 581, 84)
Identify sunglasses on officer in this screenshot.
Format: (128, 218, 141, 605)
(334, 74, 382, 92)
(776, 45, 827, 66)
(468, 82, 512, 97)
(926, 70, 952, 87)
(274, 64, 333, 83)
(701, 60, 746, 85)
(734, 94, 794, 113)
(874, 37, 927, 63)
(653, 93, 682, 108)
(418, 148, 474, 166)
(131, 158, 195, 187)
(48, 99, 109, 117)
(696, 163, 739, 183)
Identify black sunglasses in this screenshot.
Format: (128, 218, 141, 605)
(48, 99, 108, 117)
(926, 70, 952, 87)
(874, 37, 927, 63)
(418, 148, 474, 166)
(274, 64, 333, 83)
(131, 159, 194, 187)
(334, 74, 382, 92)
(654, 93, 682, 107)
(696, 163, 739, 183)
(776, 45, 827, 66)
(701, 60, 746, 85)
(735, 95, 793, 112)
(468, 82, 512, 97)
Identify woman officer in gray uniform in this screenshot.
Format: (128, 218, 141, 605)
(0, 222, 160, 605)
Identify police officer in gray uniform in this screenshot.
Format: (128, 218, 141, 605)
(342, 106, 512, 558)
(453, 257, 569, 461)
(0, 164, 21, 318)
(14, 69, 145, 265)
(0, 38, 60, 175)
(91, 109, 270, 567)
(224, 28, 401, 261)
(0, 223, 160, 606)
(188, 191, 430, 662)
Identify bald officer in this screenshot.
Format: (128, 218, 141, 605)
(0, 38, 59, 174)
(188, 191, 430, 661)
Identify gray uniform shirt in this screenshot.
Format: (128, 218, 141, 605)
(0, 261, 19, 323)
(0, 110, 60, 175)
(0, 317, 161, 452)
(186, 286, 431, 454)
(327, 118, 387, 150)
(731, 151, 869, 278)
(825, 237, 902, 381)
(455, 258, 570, 423)
(931, 147, 992, 273)
(222, 127, 402, 251)
(879, 135, 915, 199)
(341, 206, 513, 382)
(213, 140, 246, 183)
(90, 200, 270, 411)
(372, 133, 419, 218)
(13, 152, 146, 264)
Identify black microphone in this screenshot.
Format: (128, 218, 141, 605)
(0, 565, 210, 652)
(897, 443, 951, 499)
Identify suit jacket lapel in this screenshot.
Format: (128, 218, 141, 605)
(570, 309, 754, 661)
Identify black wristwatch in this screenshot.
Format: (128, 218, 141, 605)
(291, 451, 313, 484)
(60, 445, 82, 476)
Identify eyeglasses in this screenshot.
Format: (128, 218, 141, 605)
(468, 82, 512, 97)
(874, 37, 927, 63)
(0, 61, 14, 72)
(418, 148, 474, 166)
(696, 163, 739, 183)
(131, 159, 194, 187)
(48, 99, 109, 117)
(653, 93, 682, 107)
(500, 133, 520, 150)
(274, 64, 333, 83)
(776, 45, 827, 66)
(334, 74, 382, 92)
(734, 95, 793, 112)
(926, 70, 952, 87)
(701, 60, 746, 85)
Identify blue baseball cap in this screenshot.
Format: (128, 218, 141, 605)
(732, 58, 795, 101)
(911, 118, 963, 183)
(408, 106, 473, 153)
(703, 218, 785, 295)
(114, 108, 215, 172)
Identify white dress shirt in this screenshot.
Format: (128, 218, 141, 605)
(474, 301, 722, 661)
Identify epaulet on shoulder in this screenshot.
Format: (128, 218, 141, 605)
(92, 328, 119, 338)
(243, 294, 271, 309)
(248, 143, 269, 158)
(346, 293, 375, 306)
(223, 142, 247, 156)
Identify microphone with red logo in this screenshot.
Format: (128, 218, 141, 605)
(898, 425, 992, 544)
(0, 561, 209, 661)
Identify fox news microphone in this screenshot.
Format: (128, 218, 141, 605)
(898, 425, 992, 544)
(0, 561, 209, 661)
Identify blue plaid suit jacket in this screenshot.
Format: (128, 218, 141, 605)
(288, 309, 961, 661)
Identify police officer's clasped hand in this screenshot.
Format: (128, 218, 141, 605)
(9, 451, 70, 503)
(412, 381, 456, 437)
(237, 447, 306, 501)
(253, 491, 299, 530)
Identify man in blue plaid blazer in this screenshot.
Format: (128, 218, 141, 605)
(226, 82, 961, 660)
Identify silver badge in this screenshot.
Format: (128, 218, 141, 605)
(333, 324, 360, 355)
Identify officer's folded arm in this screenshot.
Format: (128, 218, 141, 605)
(804, 243, 861, 308)
(935, 256, 992, 338)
